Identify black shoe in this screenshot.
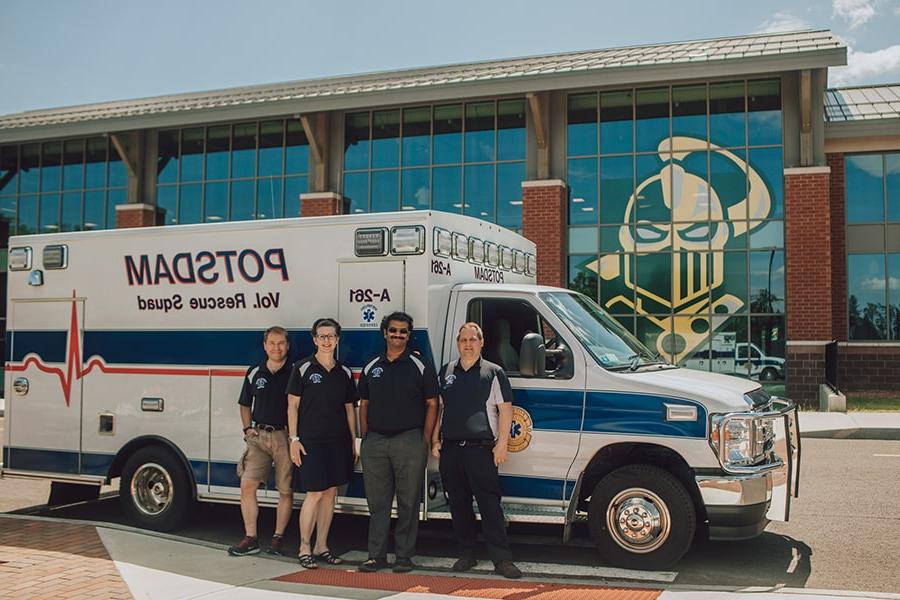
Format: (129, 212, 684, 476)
(227, 536, 260, 557)
(452, 555, 477, 572)
(392, 557, 415, 573)
(494, 560, 522, 579)
(358, 557, 390, 572)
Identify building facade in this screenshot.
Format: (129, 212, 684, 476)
(1, 30, 898, 405)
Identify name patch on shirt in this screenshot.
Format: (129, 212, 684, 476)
(371, 367, 384, 379)
(255, 378, 268, 390)
(444, 373, 456, 386)
(309, 373, 323, 384)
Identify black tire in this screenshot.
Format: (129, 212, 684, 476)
(760, 367, 778, 382)
(587, 464, 695, 570)
(119, 446, 194, 531)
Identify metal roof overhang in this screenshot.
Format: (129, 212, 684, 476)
(825, 118, 900, 139)
(0, 47, 846, 144)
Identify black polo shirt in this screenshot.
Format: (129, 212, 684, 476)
(238, 360, 292, 427)
(286, 355, 357, 443)
(358, 349, 440, 436)
(438, 357, 513, 442)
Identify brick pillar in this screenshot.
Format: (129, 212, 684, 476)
(827, 153, 847, 341)
(115, 203, 162, 228)
(521, 180, 567, 288)
(784, 166, 832, 407)
(299, 192, 346, 217)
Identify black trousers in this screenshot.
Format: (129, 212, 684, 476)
(438, 442, 512, 563)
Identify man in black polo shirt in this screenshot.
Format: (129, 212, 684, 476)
(228, 326, 294, 557)
(357, 311, 439, 574)
(431, 322, 522, 579)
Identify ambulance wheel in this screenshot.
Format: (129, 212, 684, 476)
(120, 446, 193, 531)
(588, 464, 695, 570)
(760, 367, 778, 381)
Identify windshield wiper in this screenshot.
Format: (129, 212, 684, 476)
(628, 349, 664, 371)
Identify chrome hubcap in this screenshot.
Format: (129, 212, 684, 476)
(606, 487, 671, 553)
(131, 462, 173, 516)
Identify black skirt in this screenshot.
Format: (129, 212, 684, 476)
(292, 439, 354, 492)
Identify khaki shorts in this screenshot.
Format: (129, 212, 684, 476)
(237, 429, 293, 494)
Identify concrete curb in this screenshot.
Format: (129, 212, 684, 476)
(798, 412, 900, 441)
(801, 427, 900, 440)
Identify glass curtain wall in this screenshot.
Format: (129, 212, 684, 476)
(156, 120, 309, 225)
(567, 79, 786, 383)
(342, 99, 526, 230)
(846, 152, 900, 340)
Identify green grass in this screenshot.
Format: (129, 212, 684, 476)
(846, 394, 900, 412)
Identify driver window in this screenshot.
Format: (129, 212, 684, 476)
(466, 298, 569, 378)
(737, 345, 749, 360)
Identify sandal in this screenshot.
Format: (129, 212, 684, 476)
(315, 550, 343, 565)
(298, 554, 318, 569)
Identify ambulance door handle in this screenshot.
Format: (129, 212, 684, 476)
(141, 397, 164, 412)
(13, 377, 29, 395)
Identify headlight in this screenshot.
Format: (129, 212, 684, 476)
(710, 414, 776, 469)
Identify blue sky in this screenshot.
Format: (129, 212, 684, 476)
(2, 0, 899, 116)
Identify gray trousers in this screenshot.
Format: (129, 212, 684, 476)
(360, 428, 427, 560)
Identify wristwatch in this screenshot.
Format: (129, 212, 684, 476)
(289, 435, 300, 442)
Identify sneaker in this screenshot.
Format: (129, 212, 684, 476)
(227, 536, 260, 557)
(392, 557, 415, 573)
(358, 557, 390, 572)
(266, 535, 285, 556)
(452, 555, 477, 572)
(494, 560, 522, 579)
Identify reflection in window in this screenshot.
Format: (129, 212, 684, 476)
(434, 105, 462, 165)
(635, 88, 669, 154)
(371, 170, 399, 213)
(403, 107, 430, 167)
(749, 250, 785, 313)
(568, 158, 598, 225)
(848, 253, 887, 339)
(888, 154, 900, 221)
(464, 164, 494, 220)
(672, 85, 706, 144)
(498, 99, 526, 161)
(710, 81, 745, 148)
(401, 168, 429, 211)
(846, 154, 885, 223)
(372, 111, 400, 169)
(569, 255, 598, 299)
(600, 156, 632, 225)
(568, 94, 598, 157)
(748, 79, 781, 146)
(600, 91, 633, 155)
(465, 102, 495, 163)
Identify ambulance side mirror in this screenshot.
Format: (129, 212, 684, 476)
(518, 333, 546, 378)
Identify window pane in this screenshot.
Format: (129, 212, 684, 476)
(749, 220, 784, 248)
(464, 163, 494, 220)
(569, 254, 598, 300)
(40, 194, 60, 233)
(599, 253, 634, 314)
(568, 93, 598, 157)
(568, 228, 598, 254)
(402, 107, 430, 167)
(848, 253, 887, 339)
(371, 169, 399, 213)
(156, 186, 177, 226)
(205, 181, 228, 222)
(748, 80, 781, 146)
(636, 314, 669, 357)
(710, 149, 746, 222)
(750, 250, 784, 312)
(344, 171, 369, 214)
(283, 176, 307, 217)
(432, 166, 461, 213)
(635, 88, 669, 154)
(497, 99, 526, 161)
(673, 148, 709, 222)
(888, 153, 900, 222)
(600, 91, 633, 155)
(846, 154, 884, 223)
(41, 142, 62, 192)
(176, 184, 201, 225)
(889, 253, 900, 339)
(372, 110, 400, 169)
(0, 197, 16, 232)
(157, 130, 179, 185)
(344, 112, 370, 171)
(600, 225, 626, 253)
(258, 120, 284, 177)
(206, 125, 230, 180)
(17, 194, 38, 234)
(63, 140, 84, 190)
(568, 158, 598, 225)
(434, 105, 462, 165)
(400, 168, 430, 211)
(256, 177, 282, 219)
(636, 252, 671, 314)
(230, 180, 255, 221)
(180, 128, 204, 182)
(749, 147, 783, 218)
(672, 85, 707, 145)
(719, 251, 748, 310)
(61, 192, 82, 232)
(465, 102, 495, 163)
(285, 120, 309, 175)
(635, 155, 671, 224)
(106, 189, 126, 230)
(710, 82, 745, 148)
(231, 123, 257, 179)
(20, 144, 40, 194)
(0, 146, 19, 195)
(600, 155, 632, 225)
(708, 316, 749, 378)
(750, 315, 785, 381)
(497, 162, 524, 228)
(108, 140, 127, 188)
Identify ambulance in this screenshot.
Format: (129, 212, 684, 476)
(1, 211, 799, 569)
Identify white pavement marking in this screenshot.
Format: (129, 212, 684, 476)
(873, 454, 900, 457)
(787, 547, 800, 574)
(341, 551, 677, 582)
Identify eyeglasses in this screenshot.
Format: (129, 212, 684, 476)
(315, 334, 337, 341)
(387, 327, 409, 335)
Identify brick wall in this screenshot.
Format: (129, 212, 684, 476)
(784, 169, 833, 341)
(786, 344, 826, 409)
(826, 153, 847, 342)
(300, 192, 345, 217)
(521, 180, 567, 288)
(838, 344, 900, 392)
(115, 203, 161, 228)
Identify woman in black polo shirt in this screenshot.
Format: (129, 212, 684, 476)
(286, 318, 358, 569)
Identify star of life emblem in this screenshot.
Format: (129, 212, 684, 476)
(255, 377, 267, 390)
(444, 373, 456, 386)
(371, 367, 384, 379)
(310, 373, 323, 384)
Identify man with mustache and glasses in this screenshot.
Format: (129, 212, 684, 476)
(357, 311, 439, 574)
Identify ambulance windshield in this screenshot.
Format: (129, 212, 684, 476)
(540, 292, 668, 371)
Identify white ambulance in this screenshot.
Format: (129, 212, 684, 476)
(1, 211, 799, 569)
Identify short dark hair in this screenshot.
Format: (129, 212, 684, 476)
(381, 311, 413, 333)
(311, 317, 341, 338)
(264, 326, 289, 343)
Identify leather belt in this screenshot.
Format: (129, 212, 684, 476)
(255, 423, 285, 432)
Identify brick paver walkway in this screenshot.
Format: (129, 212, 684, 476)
(0, 518, 132, 599)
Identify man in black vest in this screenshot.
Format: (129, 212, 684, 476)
(431, 322, 522, 579)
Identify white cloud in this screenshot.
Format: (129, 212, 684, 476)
(832, 0, 877, 29)
(830, 44, 900, 85)
(860, 276, 900, 291)
(756, 12, 810, 33)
